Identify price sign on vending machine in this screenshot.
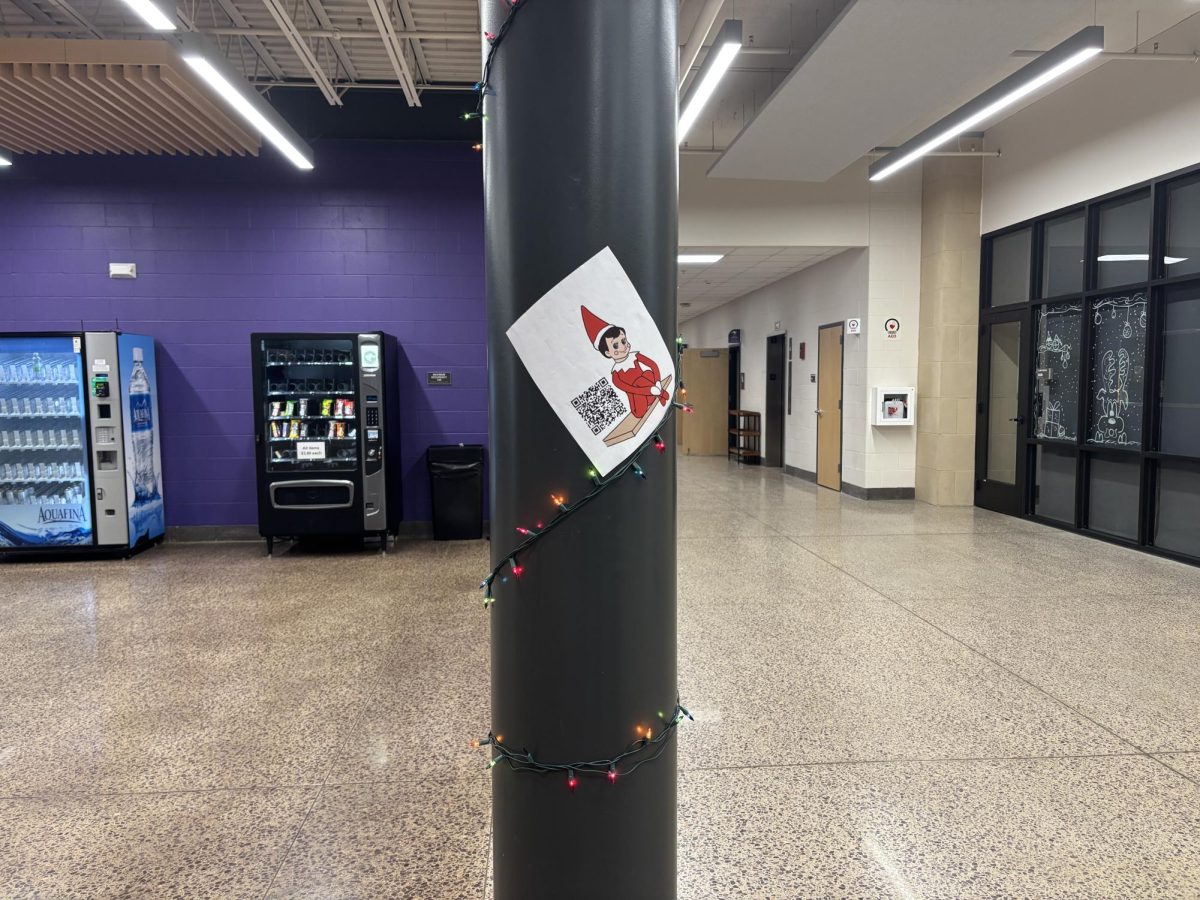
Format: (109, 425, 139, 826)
(296, 442, 326, 461)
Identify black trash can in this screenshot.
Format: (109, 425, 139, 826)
(426, 444, 485, 540)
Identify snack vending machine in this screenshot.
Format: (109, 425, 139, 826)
(0, 332, 165, 555)
(250, 332, 400, 553)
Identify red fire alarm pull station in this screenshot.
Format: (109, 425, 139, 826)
(798, 342, 806, 360)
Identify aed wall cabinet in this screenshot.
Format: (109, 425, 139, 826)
(873, 387, 916, 426)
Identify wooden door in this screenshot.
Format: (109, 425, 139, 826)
(680, 348, 729, 455)
(817, 323, 844, 490)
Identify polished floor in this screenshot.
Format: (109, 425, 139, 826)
(2, 456, 1199, 898)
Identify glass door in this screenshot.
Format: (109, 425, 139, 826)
(260, 337, 359, 472)
(976, 312, 1029, 514)
(0, 335, 93, 547)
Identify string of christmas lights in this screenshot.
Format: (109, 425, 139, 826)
(478, 336, 690, 607)
(464, 0, 529, 125)
(472, 702, 694, 791)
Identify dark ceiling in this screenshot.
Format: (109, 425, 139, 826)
(267, 88, 483, 144)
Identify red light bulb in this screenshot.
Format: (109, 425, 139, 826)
(567, 771, 578, 792)
(512, 564, 524, 577)
(607, 768, 616, 784)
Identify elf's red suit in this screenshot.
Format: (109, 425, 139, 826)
(611, 353, 669, 418)
(580, 305, 670, 419)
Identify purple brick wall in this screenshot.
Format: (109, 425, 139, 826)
(0, 142, 486, 527)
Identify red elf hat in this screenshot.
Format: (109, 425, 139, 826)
(580, 305, 613, 349)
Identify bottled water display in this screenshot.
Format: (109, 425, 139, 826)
(129, 346, 159, 503)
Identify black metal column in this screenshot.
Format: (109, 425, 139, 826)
(482, 1, 678, 897)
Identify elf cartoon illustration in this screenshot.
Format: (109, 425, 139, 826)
(581, 305, 671, 418)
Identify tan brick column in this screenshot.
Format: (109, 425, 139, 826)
(916, 157, 983, 505)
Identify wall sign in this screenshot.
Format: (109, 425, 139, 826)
(884, 317, 901, 339)
(847, 318, 861, 335)
(427, 371, 452, 386)
(506, 246, 675, 476)
(728, 329, 741, 345)
(296, 441, 326, 460)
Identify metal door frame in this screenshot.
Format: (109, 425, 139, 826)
(975, 308, 1031, 514)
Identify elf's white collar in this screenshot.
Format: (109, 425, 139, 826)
(611, 352, 644, 372)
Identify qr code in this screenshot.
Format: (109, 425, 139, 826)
(571, 378, 627, 435)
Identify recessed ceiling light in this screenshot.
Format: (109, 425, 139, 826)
(679, 254, 724, 264)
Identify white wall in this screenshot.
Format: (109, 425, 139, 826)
(679, 154, 870, 248)
(680, 164, 923, 493)
(681, 248, 869, 479)
(862, 167, 923, 490)
(982, 57, 1200, 233)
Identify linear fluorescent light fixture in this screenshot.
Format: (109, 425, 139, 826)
(1098, 254, 1189, 264)
(679, 254, 724, 264)
(177, 34, 314, 170)
(678, 19, 742, 144)
(118, 0, 176, 30)
(869, 26, 1103, 181)
(0, 147, 11, 168)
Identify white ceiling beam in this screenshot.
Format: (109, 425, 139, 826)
(207, 0, 288, 83)
(394, 0, 433, 89)
(303, 0, 358, 83)
(363, 0, 421, 106)
(39, 0, 103, 38)
(0, 24, 477, 41)
(259, 0, 342, 106)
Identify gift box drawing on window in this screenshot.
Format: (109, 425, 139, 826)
(506, 247, 675, 476)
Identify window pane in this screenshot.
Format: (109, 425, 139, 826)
(1096, 193, 1151, 289)
(990, 228, 1031, 306)
(1087, 457, 1139, 539)
(1165, 179, 1200, 278)
(1087, 293, 1147, 448)
(1034, 302, 1082, 440)
(261, 338, 359, 472)
(1160, 294, 1200, 455)
(1154, 463, 1200, 557)
(1042, 212, 1085, 297)
(986, 322, 1021, 484)
(1034, 445, 1076, 524)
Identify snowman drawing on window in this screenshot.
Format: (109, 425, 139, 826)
(1094, 348, 1129, 444)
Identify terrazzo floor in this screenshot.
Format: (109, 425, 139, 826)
(3, 456, 1200, 898)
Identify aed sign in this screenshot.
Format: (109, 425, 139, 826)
(846, 318, 861, 335)
(884, 317, 900, 339)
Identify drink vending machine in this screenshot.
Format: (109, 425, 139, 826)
(0, 332, 166, 555)
(250, 332, 401, 553)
